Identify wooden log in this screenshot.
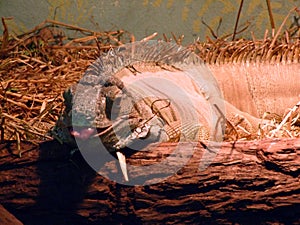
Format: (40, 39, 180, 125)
(0, 204, 23, 225)
(0, 138, 299, 224)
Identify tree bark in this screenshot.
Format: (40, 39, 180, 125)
(0, 138, 299, 224)
(0, 204, 24, 225)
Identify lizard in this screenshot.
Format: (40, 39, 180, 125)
(52, 40, 300, 181)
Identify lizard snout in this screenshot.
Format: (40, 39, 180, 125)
(70, 127, 96, 140)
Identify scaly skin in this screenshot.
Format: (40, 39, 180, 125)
(53, 40, 300, 181)
(209, 63, 299, 118)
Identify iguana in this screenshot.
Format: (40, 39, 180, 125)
(53, 40, 300, 181)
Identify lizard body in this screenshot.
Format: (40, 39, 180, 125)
(53, 40, 300, 181)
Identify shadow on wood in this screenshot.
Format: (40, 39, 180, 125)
(0, 138, 299, 224)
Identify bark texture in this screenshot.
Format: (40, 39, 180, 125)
(0, 139, 299, 224)
(0, 204, 24, 225)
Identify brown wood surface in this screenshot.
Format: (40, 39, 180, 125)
(0, 204, 24, 225)
(0, 138, 299, 224)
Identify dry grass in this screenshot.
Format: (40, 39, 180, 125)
(193, 7, 300, 64)
(193, 34, 300, 64)
(0, 18, 299, 146)
(0, 19, 133, 145)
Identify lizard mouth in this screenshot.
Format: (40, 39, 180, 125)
(70, 127, 97, 140)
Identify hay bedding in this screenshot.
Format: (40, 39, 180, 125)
(0, 19, 299, 146)
(0, 19, 133, 145)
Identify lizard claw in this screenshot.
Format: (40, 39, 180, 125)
(116, 151, 129, 181)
